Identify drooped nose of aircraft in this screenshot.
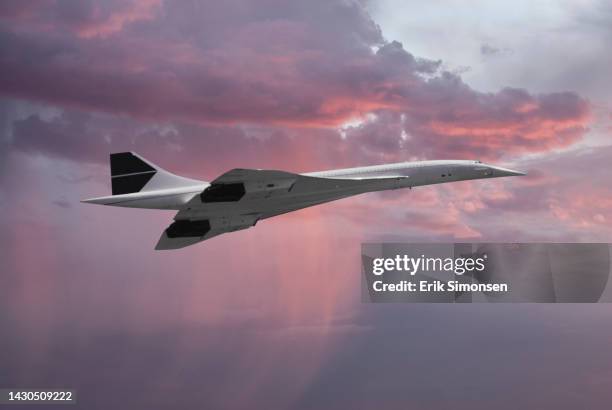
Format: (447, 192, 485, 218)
(487, 164, 527, 177)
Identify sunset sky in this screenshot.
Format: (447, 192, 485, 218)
(1, 1, 612, 409)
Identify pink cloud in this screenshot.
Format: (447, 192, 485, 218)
(0, 2, 592, 160)
(0, 0, 161, 38)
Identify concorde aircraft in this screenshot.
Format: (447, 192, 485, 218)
(82, 152, 525, 250)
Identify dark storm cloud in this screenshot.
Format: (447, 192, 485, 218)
(0, 0, 591, 160)
(0, 0, 384, 125)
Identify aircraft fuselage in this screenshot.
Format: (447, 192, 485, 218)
(82, 154, 525, 249)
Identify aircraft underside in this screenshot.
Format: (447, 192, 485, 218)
(156, 170, 410, 249)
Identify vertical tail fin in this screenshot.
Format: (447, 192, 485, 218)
(110, 152, 203, 195)
(110, 152, 157, 195)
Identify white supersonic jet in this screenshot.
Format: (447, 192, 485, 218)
(82, 152, 525, 249)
